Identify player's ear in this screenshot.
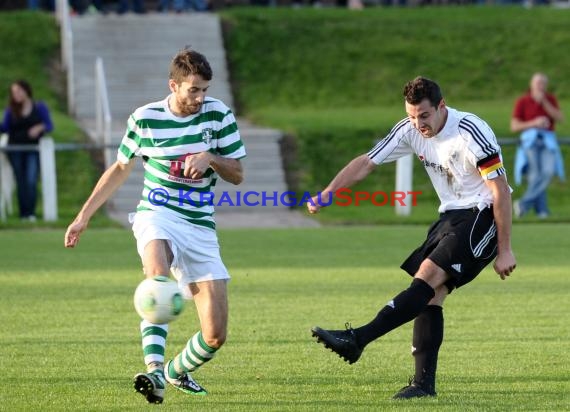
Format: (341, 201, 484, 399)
(438, 99, 446, 110)
(168, 79, 178, 93)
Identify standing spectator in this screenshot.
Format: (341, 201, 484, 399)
(511, 73, 565, 218)
(117, 0, 146, 13)
(70, 0, 107, 14)
(0, 80, 54, 222)
(158, 0, 208, 12)
(28, 0, 55, 11)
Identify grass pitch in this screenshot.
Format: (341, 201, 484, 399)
(1, 224, 568, 411)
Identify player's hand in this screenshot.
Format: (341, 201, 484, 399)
(493, 250, 516, 280)
(307, 191, 332, 214)
(64, 219, 88, 248)
(307, 195, 321, 214)
(183, 152, 212, 179)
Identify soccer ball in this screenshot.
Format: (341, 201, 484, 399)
(133, 276, 185, 324)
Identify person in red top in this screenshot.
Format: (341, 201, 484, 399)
(511, 73, 565, 218)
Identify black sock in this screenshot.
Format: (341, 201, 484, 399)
(412, 305, 444, 392)
(354, 278, 435, 347)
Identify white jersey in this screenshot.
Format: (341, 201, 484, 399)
(117, 95, 246, 229)
(367, 107, 506, 213)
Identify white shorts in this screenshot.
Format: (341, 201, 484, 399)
(131, 211, 230, 298)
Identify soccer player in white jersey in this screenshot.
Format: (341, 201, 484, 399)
(308, 77, 516, 399)
(64, 48, 246, 404)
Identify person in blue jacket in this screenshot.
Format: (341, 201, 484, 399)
(511, 73, 565, 218)
(0, 80, 53, 221)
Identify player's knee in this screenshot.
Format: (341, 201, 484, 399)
(203, 332, 226, 349)
(143, 267, 171, 278)
(429, 285, 448, 306)
(415, 259, 449, 289)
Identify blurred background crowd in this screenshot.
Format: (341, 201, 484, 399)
(1, 0, 564, 14)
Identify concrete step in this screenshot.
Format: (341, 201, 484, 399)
(72, 13, 318, 227)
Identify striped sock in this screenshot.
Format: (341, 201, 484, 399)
(140, 320, 168, 373)
(168, 331, 217, 378)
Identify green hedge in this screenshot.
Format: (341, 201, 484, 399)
(222, 7, 570, 223)
(0, 11, 114, 227)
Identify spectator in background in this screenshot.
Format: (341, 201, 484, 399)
(158, 0, 208, 12)
(117, 0, 146, 13)
(0, 80, 54, 222)
(27, 0, 55, 11)
(511, 73, 565, 219)
(70, 0, 108, 14)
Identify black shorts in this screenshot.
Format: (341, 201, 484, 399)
(400, 206, 498, 292)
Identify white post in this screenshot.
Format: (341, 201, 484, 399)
(39, 138, 58, 222)
(58, 0, 68, 68)
(95, 58, 102, 141)
(104, 115, 112, 169)
(56, 0, 75, 115)
(395, 154, 413, 216)
(66, 29, 75, 115)
(0, 134, 14, 222)
(95, 57, 113, 168)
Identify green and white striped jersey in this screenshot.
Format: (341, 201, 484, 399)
(117, 95, 246, 230)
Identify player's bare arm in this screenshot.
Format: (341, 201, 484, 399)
(64, 160, 136, 248)
(484, 175, 517, 279)
(307, 154, 376, 214)
(184, 152, 243, 185)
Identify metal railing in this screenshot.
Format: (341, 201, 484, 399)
(1, 135, 567, 222)
(394, 136, 570, 216)
(0, 138, 58, 222)
(56, 0, 75, 115)
(0, 140, 121, 223)
(95, 57, 113, 169)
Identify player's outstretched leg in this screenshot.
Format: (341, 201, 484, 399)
(164, 360, 207, 395)
(311, 323, 363, 364)
(164, 331, 216, 395)
(312, 279, 435, 364)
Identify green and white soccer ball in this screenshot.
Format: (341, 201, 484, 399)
(133, 276, 185, 324)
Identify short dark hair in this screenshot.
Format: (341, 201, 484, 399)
(403, 77, 442, 107)
(169, 47, 212, 84)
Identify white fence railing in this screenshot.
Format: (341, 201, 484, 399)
(394, 137, 570, 216)
(0, 138, 58, 222)
(1, 137, 567, 223)
(95, 57, 113, 169)
(56, 0, 75, 115)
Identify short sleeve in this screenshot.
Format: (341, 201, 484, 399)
(367, 118, 414, 165)
(512, 96, 525, 120)
(117, 115, 142, 164)
(459, 115, 505, 180)
(215, 109, 246, 160)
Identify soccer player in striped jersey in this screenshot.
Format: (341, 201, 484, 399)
(64, 48, 246, 404)
(308, 77, 516, 399)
